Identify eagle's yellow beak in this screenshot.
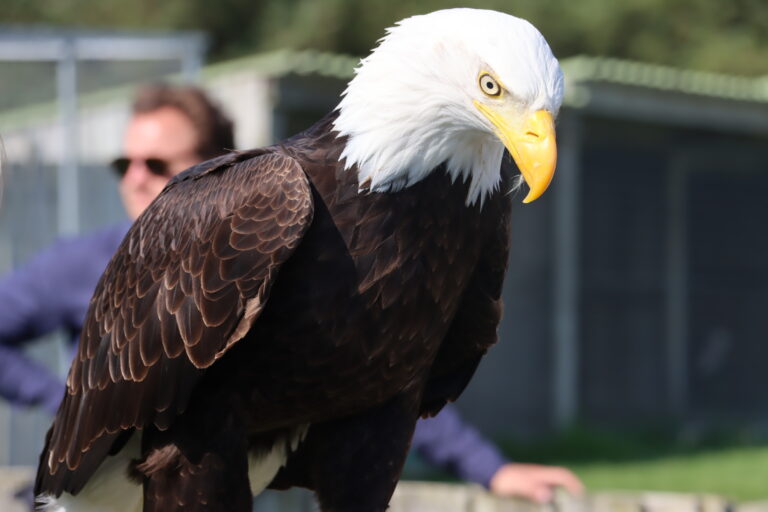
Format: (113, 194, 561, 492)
(474, 104, 557, 203)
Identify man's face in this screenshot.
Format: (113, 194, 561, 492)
(118, 107, 201, 220)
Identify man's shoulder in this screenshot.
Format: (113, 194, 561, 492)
(50, 221, 130, 258)
(21, 221, 130, 278)
(0, 221, 132, 326)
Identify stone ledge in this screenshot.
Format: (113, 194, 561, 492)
(0, 467, 33, 512)
(5, 469, 765, 512)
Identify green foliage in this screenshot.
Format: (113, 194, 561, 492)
(3, 0, 768, 75)
(496, 424, 761, 464)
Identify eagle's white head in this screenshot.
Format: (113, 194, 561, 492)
(333, 8, 564, 206)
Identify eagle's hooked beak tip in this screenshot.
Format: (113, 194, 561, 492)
(516, 110, 557, 203)
(474, 104, 557, 203)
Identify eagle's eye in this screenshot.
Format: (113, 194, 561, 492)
(479, 73, 501, 97)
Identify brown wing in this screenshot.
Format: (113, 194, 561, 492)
(37, 150, 313, 495)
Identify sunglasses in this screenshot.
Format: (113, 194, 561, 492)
(110, 157, 171, 178)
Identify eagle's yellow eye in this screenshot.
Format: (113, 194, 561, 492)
(479, 73, 501, 97)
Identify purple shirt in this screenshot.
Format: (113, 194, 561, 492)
(0, 222, 130, 414)
(0, 222, 507, 486)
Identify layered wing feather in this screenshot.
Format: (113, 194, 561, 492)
(37, 150, 314, 494)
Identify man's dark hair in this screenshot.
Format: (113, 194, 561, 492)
(132, 84, 235, 160)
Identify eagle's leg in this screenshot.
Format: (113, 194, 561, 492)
(276, 393, 420, 512)
(136, 407, 252, 512)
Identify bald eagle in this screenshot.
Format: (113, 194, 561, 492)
(36, 8, 563, 512)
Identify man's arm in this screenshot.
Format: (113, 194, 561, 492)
(412, 404, 507, 488)
(0, 238, 92, 413)
(412, 405, 584, 503)
(0, 345, 64, 414)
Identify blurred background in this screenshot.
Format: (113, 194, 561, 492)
(1, 0, 768, 505)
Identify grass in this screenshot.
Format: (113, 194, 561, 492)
(405, 426, 768, 502)
(495, 427, 768, 502)
(567, 445, 768, 501)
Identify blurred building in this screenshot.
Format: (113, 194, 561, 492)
(1, 48, 767, 464)
(465, 57, 768, 438)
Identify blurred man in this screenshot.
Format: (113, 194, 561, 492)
(0, 84, 234, 415)
(0, 83, 581, 504)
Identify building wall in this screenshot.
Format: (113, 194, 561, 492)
(579, 126, 670, 426)
(576, 117, 768, 432)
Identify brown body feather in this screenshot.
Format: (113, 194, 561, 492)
(36, 113, 514, 511)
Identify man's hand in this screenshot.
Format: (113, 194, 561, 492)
(488, 463, 584, 503)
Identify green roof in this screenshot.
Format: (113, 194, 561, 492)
(203, 49, 360, 81)
(561, 55, 768, 103)
(2, 50, 767, 130)
(206, 50, 768, 104)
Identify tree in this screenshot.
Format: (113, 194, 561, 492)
(3, 0, 768, 75)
